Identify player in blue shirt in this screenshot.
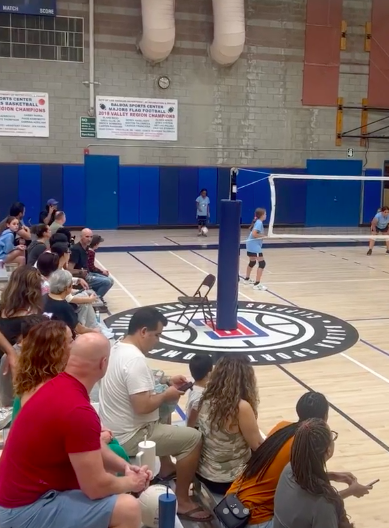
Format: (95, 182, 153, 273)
(196, 189, 210, 236)
(367, 205, 389, 255)
(244, 208, 267, 290)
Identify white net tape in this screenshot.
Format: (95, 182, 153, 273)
(267, 174, 389, 240)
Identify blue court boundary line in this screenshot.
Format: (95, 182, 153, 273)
(123, 249, 389, 454)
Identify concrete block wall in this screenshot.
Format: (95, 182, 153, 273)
(0, 0, 386, 168)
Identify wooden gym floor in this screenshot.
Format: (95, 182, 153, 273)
(93, 228, 389, 528)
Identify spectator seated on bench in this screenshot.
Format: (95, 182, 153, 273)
(43, 270, 99, 337)
(10, 320, 128, 465)
(0, 333, 150, 528)
(50, 211, 66, 234)
(227, 392, 370, 528)
(37, 252, 113, 339)
(0, 266, 43, 348)
(68, 229, 113, 302)
(0, 202, 31, 244)
(196, 356, 264, 496)
(99, 307, 213, 523)
(39, 198, 58, 226)
(27, 224, 51, 266)
(186, 354, 213, 428)
(273, 419, 360, 528)
(0, 217, 26, 267)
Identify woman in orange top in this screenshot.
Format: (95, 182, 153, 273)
(228, 391, 369, 527)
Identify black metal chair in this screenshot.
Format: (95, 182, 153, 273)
(176, 274, 216, 331)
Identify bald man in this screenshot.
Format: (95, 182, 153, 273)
(68, 228, 113, 299)
(0, 334, 150, 528)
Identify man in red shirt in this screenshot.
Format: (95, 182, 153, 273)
(0, 333, 151, 528)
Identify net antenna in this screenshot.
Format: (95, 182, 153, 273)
(268, 173, 389, 240)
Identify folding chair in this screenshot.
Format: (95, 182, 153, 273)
(176, 274, 216, 331)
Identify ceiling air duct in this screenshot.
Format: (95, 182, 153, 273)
(210, 0, 245, 65)
(139, 0, 175, 62)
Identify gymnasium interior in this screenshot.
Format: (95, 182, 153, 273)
(0, 1, 389, 528)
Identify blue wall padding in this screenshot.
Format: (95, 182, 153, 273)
(63, 165, 86, 227)
(159, 166, 179, 225)
(40, 164, 63, 211)
(85, 155, 119, 230)
(18, 164, 41, 225)
(216, 168, 231, 223)
(0, 159, 379, 229)
(363, 169, 382, 224)
(178, 167, 198, 224)
(306, 160, 362, 227)
(119, 166, 140, 225)
(0, 164, 19, 218)
(198, 167, 217, 224)
(139, 166, 160, 225)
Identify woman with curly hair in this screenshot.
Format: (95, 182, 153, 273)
(0, 265, 42, 349)
(196, 355, 264, 494)
(11, 319, 129, 463)
(273, 418, 363, 528)
(12, 319, 72, 418)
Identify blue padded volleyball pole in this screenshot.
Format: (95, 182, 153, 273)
(216, 168, 241, 330)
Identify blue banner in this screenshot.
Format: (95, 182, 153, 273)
(0, 0, 56, 16)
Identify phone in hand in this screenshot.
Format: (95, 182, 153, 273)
(178, 382, 194, 392)
(367, 479, 379, 487)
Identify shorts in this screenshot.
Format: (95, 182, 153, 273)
(0, 490, 117, 528)
(247, 252, 263, 258)
(197, 216, 207, 226)
(375, 226, 389, 233)
(121, 421, 201, 462)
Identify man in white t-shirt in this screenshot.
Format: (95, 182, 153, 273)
(99, 307, 212, 523)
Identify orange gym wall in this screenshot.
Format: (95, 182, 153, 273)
(368, 0, 389, 107)
(302, 0, 343, 106)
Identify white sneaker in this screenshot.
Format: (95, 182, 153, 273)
(96, 322, 115, 339)
(242, 278, 254, 285)
(253, 283, 267, 291)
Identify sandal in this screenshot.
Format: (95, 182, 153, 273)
(178, 506, 213, 523)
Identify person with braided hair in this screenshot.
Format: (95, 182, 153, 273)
(227, 392, 369, 527)
(273, 418, 369, 528)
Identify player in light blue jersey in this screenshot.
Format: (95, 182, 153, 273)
(244, 208, 267, 290)
(196, 189, 210, 236)
(367, 205, 389, 255)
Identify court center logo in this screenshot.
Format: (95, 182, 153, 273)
(104, 302, 359, 366)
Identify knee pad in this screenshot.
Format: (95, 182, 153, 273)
(248, 260, 256, 268)
(258, 260, 266, 269)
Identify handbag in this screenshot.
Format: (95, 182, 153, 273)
(213, 490, 251, 528)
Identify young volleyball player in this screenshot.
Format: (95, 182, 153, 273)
(367, 205, 389, 255)
(244, 208, 267, 290)
(196, 189, 210, 236)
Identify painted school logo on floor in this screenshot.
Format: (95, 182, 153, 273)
(105, 302, 359, 365)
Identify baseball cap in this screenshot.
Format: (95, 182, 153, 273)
(47, 198, 58, 206)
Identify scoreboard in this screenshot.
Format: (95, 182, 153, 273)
(0, 0, 56, 16)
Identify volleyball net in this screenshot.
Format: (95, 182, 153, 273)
(236, 170, 389, 240)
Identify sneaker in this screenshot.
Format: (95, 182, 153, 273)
(242, 278, 254, 285)
(367, 249, 372, 255)
(253, 283, 267, 291)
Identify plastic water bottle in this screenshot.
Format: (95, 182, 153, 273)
(96, 310, 101, 324)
